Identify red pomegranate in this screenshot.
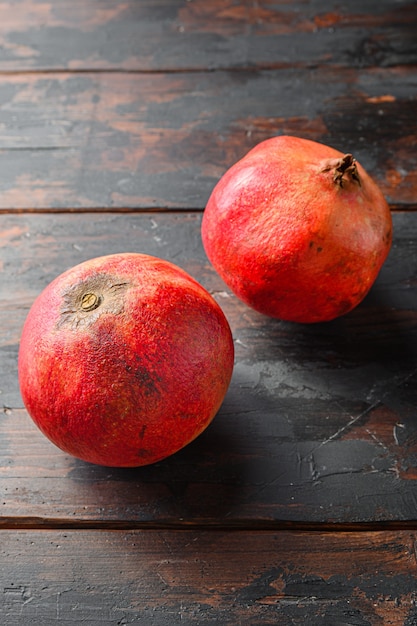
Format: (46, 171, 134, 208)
(201, 135, 392, 323)
(18, 253, 234, 467)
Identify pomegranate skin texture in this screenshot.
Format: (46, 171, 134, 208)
(18, 253, 234, 467)
(201, 135, 392, 323)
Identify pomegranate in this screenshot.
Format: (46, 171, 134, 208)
(18, 253, 234, 467)
(201, 135, 392, 323)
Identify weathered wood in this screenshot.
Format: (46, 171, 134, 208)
(1, 1, 416, 622)
(1, 529, 417, 625)
(0, 0, 415, 71)
(0, 67, 415, 210)
(2, 211, 417, 524)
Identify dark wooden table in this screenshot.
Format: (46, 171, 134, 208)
(1, 1, 417, 624)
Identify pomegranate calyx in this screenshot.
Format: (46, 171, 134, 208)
(81, 292, 101, 312)
(57, 274, 129, 330)
(321, 153, 361, 188)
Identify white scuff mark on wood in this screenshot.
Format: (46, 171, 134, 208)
(393, 422, 405, 445)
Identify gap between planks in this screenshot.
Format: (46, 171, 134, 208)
(0, 61, 412, 77)
(0, 63, 374, 76)
(0, 205, 415, 215)
(2, 518, 417, 532)
(0, 207, 204, 215)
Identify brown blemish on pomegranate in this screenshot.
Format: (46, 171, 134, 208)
(58, 274, 129, 330)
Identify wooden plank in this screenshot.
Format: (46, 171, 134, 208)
(1, 529, 417, 624)
(0, 67, 415, 210)
(0, 0, 415, 71)
(2, 211, 417, 523)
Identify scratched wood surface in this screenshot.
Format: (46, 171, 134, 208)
(0, 67, 415, 210)
(2, 210, 417, 525)
(1, 530, 417, 625)
(0, 0, 415, 72)
(1, 1, 417, 624)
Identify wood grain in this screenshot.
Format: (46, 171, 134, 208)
(0, 0, 415, 71)
(3, 211, 417, 524)
(0, 67, 415, 210)
(1, 529, 417, 625)
(1, 3, 417, 622)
